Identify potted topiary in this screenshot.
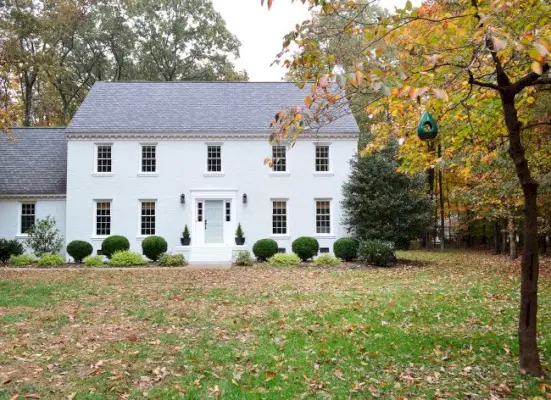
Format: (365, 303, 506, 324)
(181, 225, 191, 246)
(235, 223, 245, 245)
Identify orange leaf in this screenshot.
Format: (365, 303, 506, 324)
(304, 96, 313, 109)
(531, 61, 543, 75)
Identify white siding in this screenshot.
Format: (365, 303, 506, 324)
(66, 137, 357, 258)
(0, 199, 66, 253)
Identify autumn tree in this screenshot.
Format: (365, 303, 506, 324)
(265, 0, 551, 375)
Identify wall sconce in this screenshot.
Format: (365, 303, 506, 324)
(242, 193, 247, 204)
(180, 193, 185, 204)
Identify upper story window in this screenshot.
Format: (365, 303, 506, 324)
(96, 144, 112, 173)
(315, 145, 330, 172)
(96, 201, 111, 236)
(316, 200, 331, 234)
(141, 144, 156, 173)
(272, 200, 287, 235)
(141, 201, 156, 235)
(272, 145, 287, 172)
(21, 203, 35, 234)
(207, 145, 222, 172)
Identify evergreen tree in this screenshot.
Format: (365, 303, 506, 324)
(341, 141, 432, 249)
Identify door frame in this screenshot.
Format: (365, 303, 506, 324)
(190, 188, 238, 246)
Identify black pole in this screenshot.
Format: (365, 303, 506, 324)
(438, 144, 445, 250)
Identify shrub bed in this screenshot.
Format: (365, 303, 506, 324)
(333, 238, 359, 261)
(101, 235, 130, 259)
(252, 239, 278, 261)
(291, 237, 319, 261)
(67, 240, 93, 263)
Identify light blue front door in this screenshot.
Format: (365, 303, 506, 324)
(205, 200, 224, 243)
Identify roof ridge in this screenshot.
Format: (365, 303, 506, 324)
(96, 80, 298, 84)
(9, 126, 66, 130)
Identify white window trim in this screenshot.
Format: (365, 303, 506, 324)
(92, 199, 112, 239)
(138, 199, 157, 238)
(138, 142, 158, 176)
(313, 198, 334, 237)
(205, 142, 224, 174)
(94, 143, 113, 175)
(17, 201, 36, 237)
(313, 142, 332, 174)
(270, 198, 289, 237)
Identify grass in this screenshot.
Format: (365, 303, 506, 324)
(0, 250, 550, 399)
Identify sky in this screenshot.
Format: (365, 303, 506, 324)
(211, 0, 419, 81)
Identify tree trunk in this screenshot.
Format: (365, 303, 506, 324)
(501, 219, 508, 255)
(508, 215, 517, 259)
(494, 220, 501, 255)
(22, 70, 36, 127)
(501, 91, 543, 376)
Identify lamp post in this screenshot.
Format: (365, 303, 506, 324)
(417, 112, 445, 250)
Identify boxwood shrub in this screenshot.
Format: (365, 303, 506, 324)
(359, 239, 396, 267)
(252, 239, 278, 261)
(108, 251, 147, 267)
(101, 235, 130, 259)
(38, 254, 65, 267)
(0, 239, 24, 264)
(333, 238, 359, 261)
(291, 237, 319, 261)
(67, 240, 93, 263)
(142, 236, 168, 261)
(9, 254, 35, 267)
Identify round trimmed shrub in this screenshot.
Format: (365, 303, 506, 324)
(291, 237, 319, 261)
(67, 240, 93, 263)
(101, 235, 130, 259)
(333, 238, 359, 261)
(252, 239, 278, 261)
(142, 236, 168, 261)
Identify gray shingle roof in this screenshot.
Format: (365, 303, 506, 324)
(0, 128, 67, 195)
(67, 81, 360, 134)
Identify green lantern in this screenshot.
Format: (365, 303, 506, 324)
(416, 112, 438, 140)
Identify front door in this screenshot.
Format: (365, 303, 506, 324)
(204, 200, 224, 243)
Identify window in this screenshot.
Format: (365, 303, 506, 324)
(315, 145, 330, 172)
(20, 203, 35, 234)
(207, 145, 222, 172)
(141, 201, 156, 235)
(197, 202, 203, 222)
(272, 200, 287, 235)
(141, 145, 156, 173)
(316, 200, 331, 234)
(96, 145, 112, 173)
(272, 145, 286, 172)
(96, 202, 111, 236)
(225, 202, 231, 222)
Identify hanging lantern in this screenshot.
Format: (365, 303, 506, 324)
(416, 112, 438, 140)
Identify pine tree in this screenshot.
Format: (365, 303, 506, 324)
(341, 141, 432, 249)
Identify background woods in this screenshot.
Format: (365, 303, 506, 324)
(0, 0, 247, 128)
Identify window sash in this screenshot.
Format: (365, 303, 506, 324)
(207, 145, 222, 172)
(97, 145, 112, 173)
(316, 200, 331, 234)
(141, 145, 156, 173)
(96, 202, 111, 236)
(141, 201, 156, 235)
(20, 203, 35, 234)
(272, 200, 287, 235)
(272, 146, 286, 172)
(315, 145, 329, 172)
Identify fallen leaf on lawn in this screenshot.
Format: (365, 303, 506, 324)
(334, 368, 344, 379)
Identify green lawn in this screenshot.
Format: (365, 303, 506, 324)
(0, 251, 550, 399)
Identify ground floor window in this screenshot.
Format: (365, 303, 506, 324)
(96, 201, 111, 236)
(20, 203, 35, 234)
(141, 201, 156, 235)
(272, 200, 287, 235)
(316, 200, 331, 234)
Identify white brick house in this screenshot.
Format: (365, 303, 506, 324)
(0, 81, 359, 262)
